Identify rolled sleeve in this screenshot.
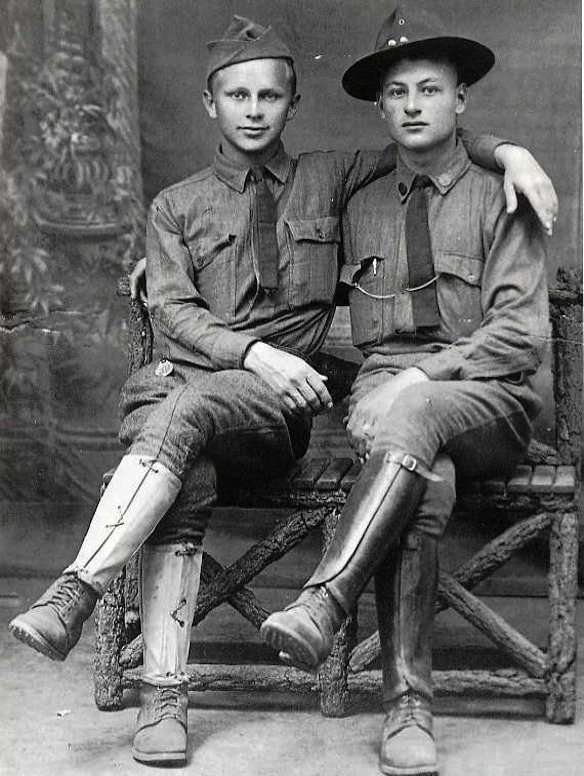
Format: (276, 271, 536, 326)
(460, 128, 509, 173)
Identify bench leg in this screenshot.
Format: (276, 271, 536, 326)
(123, 553, 141, 643)
(318, 507, 357, 717)
(94, 569, 126, 710)
(318, 611, 357, 717)
(546, 508, 578, 723)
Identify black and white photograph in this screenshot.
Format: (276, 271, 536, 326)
(0, 1, 581, 775)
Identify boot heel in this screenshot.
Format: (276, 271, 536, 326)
(260, 618, 320, 672)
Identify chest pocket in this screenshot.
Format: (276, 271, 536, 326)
(434, 252, 484, 337)
(188, 229, 237, 318)
(341, 258, 386, 348)
(286, 216, 340, 306)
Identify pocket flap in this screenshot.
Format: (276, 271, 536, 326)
(286, 216, 340, 243)
(192, 233, 235, 269)
(434, 252, 484, 286)
(339, 256, 382, 286)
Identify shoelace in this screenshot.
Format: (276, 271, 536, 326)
(397, 695, 423, 725)
(154, 687, 183, 719)
(45, 577, 82, 615)
(386, 694, 430, 733)
(290, 587, 331, 624)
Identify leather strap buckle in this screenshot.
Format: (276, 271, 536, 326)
(401, 453, 418, 472)
(384, 450, 443, 482)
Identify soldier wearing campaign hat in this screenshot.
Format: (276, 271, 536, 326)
(10, 9, 556, 769)
(342, 5, 495, 101)
(261, 7, 549, 775)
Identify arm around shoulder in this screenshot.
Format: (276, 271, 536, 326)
(458, 128, 558, 233)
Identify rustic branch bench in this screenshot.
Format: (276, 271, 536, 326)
(94, 270, 581, 723)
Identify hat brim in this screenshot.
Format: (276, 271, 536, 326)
(342, 37, 495, 101)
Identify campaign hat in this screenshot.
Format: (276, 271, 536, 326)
(342, 5, 495, 101)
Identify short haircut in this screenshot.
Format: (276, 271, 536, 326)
(206, 59, 297, 96)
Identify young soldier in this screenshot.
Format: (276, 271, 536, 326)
(10, 14, 554, 768)
(261, 8, 549, 776)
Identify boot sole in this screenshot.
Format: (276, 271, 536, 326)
(260, 620, 321, 673)
(8, 619, 66, 661)
(132, 746, 186, 765)
(380, 761, 438, 776)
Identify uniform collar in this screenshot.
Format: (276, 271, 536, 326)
(396, 141, 471, 202)
(213, 142, 292, 192)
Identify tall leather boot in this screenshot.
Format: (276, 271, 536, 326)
(9, 455, 181, 661)
(132, 541, 203, 765)
(260, 449, 432, 671)
(376, 532, 439, 776)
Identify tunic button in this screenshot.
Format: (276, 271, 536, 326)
(197, 257, 204, 266)
(398, 182, 407, 196)
(468, 273, 475, 282)
(315, 227, 324, 238)
(438, 174, 451, 187)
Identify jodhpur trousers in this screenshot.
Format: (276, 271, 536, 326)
(119, 362, 311, 544)
(348, 355, 543, 537)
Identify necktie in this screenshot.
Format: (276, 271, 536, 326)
(252, 167, 279, 294)
(405, 175, 440, 328)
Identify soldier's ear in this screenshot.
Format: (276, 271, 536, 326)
(286, 93, 301, 121)
(377, 94, 386, 120)
(455, 83, 467, 115)
(203, 89, 217, 119)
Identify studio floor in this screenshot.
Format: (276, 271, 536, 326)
(1, 576, 583, 776)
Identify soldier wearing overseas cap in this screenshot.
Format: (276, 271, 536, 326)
(261, 7, 550, 775)
(9, 11, 556, 768)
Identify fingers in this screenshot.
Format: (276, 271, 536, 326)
(532, 179, 558, 236)
(129, 258, 148, 303)
(305, 373, 333, 413)
(503, 175, 518, 215)
(286, 377, 332, 416)
(245, 346, 333, 417)
(346, 410, 376, 460)
(506, 172, 558, 238)
(281, 394, 305, 418)
(129, 274, 140, 301)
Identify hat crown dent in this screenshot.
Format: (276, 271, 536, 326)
(206, 15, 294, 81)
(222, 14, 269, 43)
(374, 5, 448, 52)
(342, 4, 495, 101)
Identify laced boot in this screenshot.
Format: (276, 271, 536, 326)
(9, 455, 181, 661)
(9, 573, 98, 661)
(261, 450, 429, 671)
(376, 531, 440, 776)
(132, 540, 202, 764)
(260, 585, 346, 671)
(132, 683, 189, 764)
(380, 692, 437, 776)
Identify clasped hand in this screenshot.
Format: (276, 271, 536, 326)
(244, 342, 333, 418)
(346, 367, 429, 460)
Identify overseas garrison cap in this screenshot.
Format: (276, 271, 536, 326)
(206, 15, 294, 82)
(342, 5, 495, 101)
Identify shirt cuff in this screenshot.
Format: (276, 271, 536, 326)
(470, 135, 512, 173)
(212, 331, 260, 370)
(415, 347, 468, 381)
